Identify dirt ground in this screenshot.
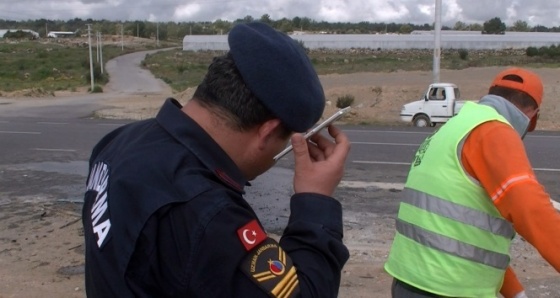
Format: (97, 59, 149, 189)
(93, 66, 560, 130)
(1, 67, 560, 297)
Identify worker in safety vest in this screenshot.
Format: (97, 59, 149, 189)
(384, 67, 560, 297)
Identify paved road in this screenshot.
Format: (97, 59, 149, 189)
(2, 115, 560, 224)
(104, 48, 175, 95)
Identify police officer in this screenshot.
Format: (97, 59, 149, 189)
(82, 22, 351, 297)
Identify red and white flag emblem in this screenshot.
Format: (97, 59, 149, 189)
(237, 219, 267, 251)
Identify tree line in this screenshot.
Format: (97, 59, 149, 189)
(1, 15, 559, 41)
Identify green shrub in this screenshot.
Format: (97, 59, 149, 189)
(458, 49, 468, 60)
(85, 64, 109, 84)
(90, 85, 103, 93)
(547, 45, 560, 58)
(336, 94, 354, 108)
(33, 67, 52, 80)
(295, 39, 309, 53)
(538, 46, 549, 57)
(526, 47, 539, 57)
(36, 51, 48, 59)
(176, 64, 187, 74)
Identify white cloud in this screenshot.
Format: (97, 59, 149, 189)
(0, 0, 558, 27)
(173, 3, 202, 20)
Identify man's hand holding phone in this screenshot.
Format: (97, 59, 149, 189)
(273, 107, 351, 162)
(291, 124, 350, 197)
(280, 107, 351, 197)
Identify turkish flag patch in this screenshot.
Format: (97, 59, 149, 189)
(237, 219, 267, 251)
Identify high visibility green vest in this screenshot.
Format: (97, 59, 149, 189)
(384, 102, 516, 297)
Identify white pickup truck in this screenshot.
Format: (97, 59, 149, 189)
(400, 83, 470, 127)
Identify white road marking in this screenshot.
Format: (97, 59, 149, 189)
(343, 129, 560, 139)
(0, 130, 40, 134)
(352, 142, 420, 146)
(340, 181, 405, 190)
(32, 148, 76, 152)
(343, 129, 431, 135)
(97, 123, 124, 126)
(533, 168, 560, 172)
(37, 122, 68, 125)
(354, 160, 560, 172)
(353, 160, 411, 166)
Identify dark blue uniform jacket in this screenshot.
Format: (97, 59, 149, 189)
(82, 98, 349, 297)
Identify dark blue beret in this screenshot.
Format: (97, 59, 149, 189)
(228, 22, 325, 132)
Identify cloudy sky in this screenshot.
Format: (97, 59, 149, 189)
(1, 0, 559, 27)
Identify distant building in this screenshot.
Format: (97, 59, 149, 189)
(47, 31, 77, 38)
(0, 29, 40, 39)
(183, 31, 560, 51)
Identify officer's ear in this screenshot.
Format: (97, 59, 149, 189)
(256, 119, 285, 149)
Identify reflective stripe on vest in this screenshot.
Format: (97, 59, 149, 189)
(397, 188, 514, 270)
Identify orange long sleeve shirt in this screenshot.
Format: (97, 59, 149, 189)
(462, 120, 560, 297)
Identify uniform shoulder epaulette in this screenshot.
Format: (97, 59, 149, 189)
(237, 219, 300, 297)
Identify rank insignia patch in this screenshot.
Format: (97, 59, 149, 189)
(240, 238, 300, 298)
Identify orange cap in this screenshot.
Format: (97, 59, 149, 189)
(490, 67, 543, 131)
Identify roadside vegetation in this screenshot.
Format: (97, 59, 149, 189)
(142, 46, 560, 93)
(1, 39, 559, 94)
(0, 39, 177, 93)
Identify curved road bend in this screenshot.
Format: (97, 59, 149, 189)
(0, 48, 174, 119)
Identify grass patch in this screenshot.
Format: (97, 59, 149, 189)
(141, 49, 219, 92)
(2, 41, 560, 94)
(0, 40, 176, 92)
(143, 48, 560, 93)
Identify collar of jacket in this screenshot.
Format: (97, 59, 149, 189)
(478, 94, 530, 138)
(156, 98, 247, 193)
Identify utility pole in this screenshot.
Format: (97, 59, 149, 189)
(433, 0, 442, 83)
(121, 23, 124, 51)
(100, 32, 104, 74)
(156, 22, 159, 47)
(87, 24, 95, 91)
(96, 31, 100, 62)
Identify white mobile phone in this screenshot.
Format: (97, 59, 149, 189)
(273, 106, 351, 161)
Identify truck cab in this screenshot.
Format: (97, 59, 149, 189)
(400, 83, 466, 127)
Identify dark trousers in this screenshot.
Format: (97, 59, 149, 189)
(391, 279, 451, 298)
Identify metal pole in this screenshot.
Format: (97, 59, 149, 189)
(156, 22, 159, 47)
(100, 33, 104, 74)
(96, 31, 100, 62)
(121, 23, 124, 51)
(87, 24, 94, 91)
(433, 0, 442, 83)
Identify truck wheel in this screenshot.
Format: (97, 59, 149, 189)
(413, 115, 431, 127)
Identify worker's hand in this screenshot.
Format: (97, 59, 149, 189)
(292, 125, 350, 196)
